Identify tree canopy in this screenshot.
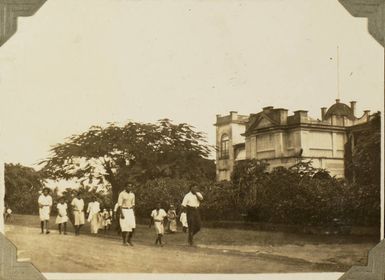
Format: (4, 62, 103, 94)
(40, 119, 215, 202)
(5, 163, 45, 214)
(345, 113, 381, 186)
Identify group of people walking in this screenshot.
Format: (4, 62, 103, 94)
(37, 182, 204, 247)
(38, 188, 112, 236)
(117, 182, 203, 246)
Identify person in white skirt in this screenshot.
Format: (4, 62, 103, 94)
(87, 196, 101, 234)
(71, 192, 85, 235)
(117, 182, 136, 246)
(55, 197, 68, 235)
(150, 203, 168, 246)
(38, 188, 53, 234)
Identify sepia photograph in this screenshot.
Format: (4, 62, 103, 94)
(0, 0, 384, 279)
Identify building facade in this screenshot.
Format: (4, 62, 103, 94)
(215, 99, 374, 181)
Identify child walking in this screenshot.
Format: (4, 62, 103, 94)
(167, 204, 177, 233)
(150, 203, 168, 246)
(179, 210, 188, 233)
(55, 197, 68, 235)
(38, 188, 53, 234)
(101, 208, 111, 233)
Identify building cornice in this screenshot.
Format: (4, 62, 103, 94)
(243, 123, 349, 136)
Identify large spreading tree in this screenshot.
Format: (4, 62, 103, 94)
(5, 163, 45, 214)
(40, 119, 215, 202)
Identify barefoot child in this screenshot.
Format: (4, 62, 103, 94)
(150, 203, 168, 246)
(55, 197, 68, 235)
(38, 188, 53, 234)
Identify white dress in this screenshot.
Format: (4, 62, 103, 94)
(55, 203, 69, 224)
(118, 191, 136, 232)
(71, 198, 85, 226)
(38, 194, 52, 221)
(87, 201, 101, 234)
(151, 209, 167, 235)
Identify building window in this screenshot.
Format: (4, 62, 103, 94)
(220, 134, 230, 159)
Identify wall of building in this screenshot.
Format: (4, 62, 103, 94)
(216, 122, 232, 181)
(244, 127, 347, 178)
(301, 129, 346, 159)
(215, 116, 247, 181)
(216, 102, 372, 181)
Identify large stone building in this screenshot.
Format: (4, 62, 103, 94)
(215, 99, 374, 181)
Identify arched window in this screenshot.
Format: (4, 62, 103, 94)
(220, 134, 230, 159)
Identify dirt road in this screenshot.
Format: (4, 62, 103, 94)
(5, 226, 373, 273)
(4, 215, 376, 273)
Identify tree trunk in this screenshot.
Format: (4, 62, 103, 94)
(103, 161, 121, 204)
(111, 182, 120, 204)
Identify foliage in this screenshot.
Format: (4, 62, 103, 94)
(342, 182, 380, 227)
(132, 178, 240, 221)
(228, 159, 380, 227)
(200, 180, 241, 220)
(231, 159, 269, 211)
(40, 119, 215, 202)
(4, 163, 45, 214)
(47, 186, 113, 222)
(347, 113, 381, 186)
(132, 178, 190, 218)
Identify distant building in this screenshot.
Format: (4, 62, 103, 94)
(215, 99, 375, 181)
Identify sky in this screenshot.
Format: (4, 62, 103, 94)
(0, 0, 383, 168)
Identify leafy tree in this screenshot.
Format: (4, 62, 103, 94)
(348, 113, 381, 186)
(231, 159, 269, 215)
(132, 178, 240, 221)
(229, 159, 379, 227)
(40, 119, 215, 202)
(4, 163, 45, 214)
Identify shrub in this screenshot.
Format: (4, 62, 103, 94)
(231, 159, 380, 227)
(4, 163, 45, 215)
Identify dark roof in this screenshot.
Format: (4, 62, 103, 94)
(324, 100, 355, 120)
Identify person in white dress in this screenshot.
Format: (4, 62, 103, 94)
(167, 204, 177, 233)
(87, 197, 101, 234)
(38, 188, 53, 234)
(100, 208, 111, 233)
(55, 197, 69, 235)
(179, 210, 188, 233)
(71, 192, 85, 235)
(150, 203, 168, 246)
(117, 182, 136, 246)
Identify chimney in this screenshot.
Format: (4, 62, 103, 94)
(294, 110, 308, 123)
(263, 106, 274, 113)
(321, 107, 327, 120)
(230, 111, 238, 120)
(276, 108, 288, 124)
(294, 110, 308, 117)
(350, 101, 357, 117)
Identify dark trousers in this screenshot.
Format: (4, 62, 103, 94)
(186, 207, 201, 243)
